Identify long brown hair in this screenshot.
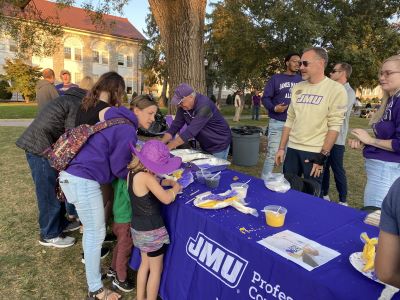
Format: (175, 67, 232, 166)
(369, 55, 400, 125)
(81, 72, 126, 111)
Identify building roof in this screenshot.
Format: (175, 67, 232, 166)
(6, 0, 145, 41)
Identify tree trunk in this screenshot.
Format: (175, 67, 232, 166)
(217, 84, 222, 103)
(159, 78, 168, 108)
(148, 0, 207, 114)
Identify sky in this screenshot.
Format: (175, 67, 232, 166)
(73, 1, 215, 38)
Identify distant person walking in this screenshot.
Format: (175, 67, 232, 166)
(252, 90, 261, 120)
(233, 90, 244, 122)
(35, 68, 59, 112)
(261, 53, 302, 177)
(56, 70, 78, 95)
(321, 62, 356, 205)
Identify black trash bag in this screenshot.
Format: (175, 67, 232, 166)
(137, 108, 168, 137)
(231, 126, 263, 135)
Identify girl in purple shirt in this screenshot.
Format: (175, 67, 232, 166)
(349, 55, 400, 208)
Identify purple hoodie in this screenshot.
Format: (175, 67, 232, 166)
(166, 93, 231, 153)
(262, 73, 302, 121)
(364, 94, 400, 163)
(65, 106, 138, 184)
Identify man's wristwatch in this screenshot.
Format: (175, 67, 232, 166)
(320, 149, 330, 157)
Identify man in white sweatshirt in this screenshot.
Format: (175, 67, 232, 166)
(275, 47, 347, 192)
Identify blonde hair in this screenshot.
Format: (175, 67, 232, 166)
(369, 54, 400, 125)
(79, 76, 94, 90)
(127, 155, 145, 173)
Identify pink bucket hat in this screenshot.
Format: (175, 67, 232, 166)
(130, 140, 182, 174)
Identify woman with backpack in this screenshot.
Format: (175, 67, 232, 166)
(59, 94, 158, 300)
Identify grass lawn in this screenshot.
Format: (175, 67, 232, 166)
(0, 114, 369, 298)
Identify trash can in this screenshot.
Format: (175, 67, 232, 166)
(231, 126, 262, 166)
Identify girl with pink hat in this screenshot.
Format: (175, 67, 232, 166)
(128, 140, 182, 300)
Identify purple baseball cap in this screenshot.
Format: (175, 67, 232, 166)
(171, 83, 194, 105)
(130, 140, 182, 175)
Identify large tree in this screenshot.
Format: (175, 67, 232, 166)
(148, 0, 207, 101)
(208, 0, 400, 90)
(141, 13, 168, 107)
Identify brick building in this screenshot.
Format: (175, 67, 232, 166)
(0, 0, 145, 96)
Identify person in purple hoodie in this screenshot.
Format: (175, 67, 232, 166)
(59, 95, 158, 300)
(161, 83, 232, 159)
(349, 54, 400, 209)
(261, 53, 302, 178)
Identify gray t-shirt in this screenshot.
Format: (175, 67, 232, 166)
(379, 177, 400, 235)
(335, 82, 356, 145)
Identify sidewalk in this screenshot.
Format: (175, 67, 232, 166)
(0, 119, 32, 127)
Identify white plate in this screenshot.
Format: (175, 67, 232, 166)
(193, 191, 233, 210)
(349, 252, 381, 283)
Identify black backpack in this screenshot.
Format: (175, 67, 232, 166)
(284, 173, 321, 197)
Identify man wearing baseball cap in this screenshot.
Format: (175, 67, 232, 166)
(56, 69, 78, 95)
(161, 83, 232, 159)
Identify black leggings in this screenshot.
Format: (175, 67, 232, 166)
(147, 243, 167, 257)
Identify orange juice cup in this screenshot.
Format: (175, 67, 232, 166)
(263, 205, 287, 227)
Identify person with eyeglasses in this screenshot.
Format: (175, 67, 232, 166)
(349, 54, 400, 210)
(320, 63, 356, 205)
(161, 83, 232, 159)
(260, 53, 302, 178)
(275, 47, 347, 193)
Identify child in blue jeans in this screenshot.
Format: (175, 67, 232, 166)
(128, 140, 182, 300)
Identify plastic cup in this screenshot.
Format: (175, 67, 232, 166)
(264, 205, 287, 227)
(230, 183, 249, 201)
(204, 173, 221, 189)
(195, 170, 211, 184)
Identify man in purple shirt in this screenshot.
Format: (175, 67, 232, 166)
(261, 53, 302, 178)
(56, 70, 78, 95)
(161, 83, 232, 159)
(252, 90, 261, 120)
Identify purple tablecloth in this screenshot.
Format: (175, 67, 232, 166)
(130, 169, 396, 300)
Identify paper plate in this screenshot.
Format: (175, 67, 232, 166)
(349, 252, 380, 282)
(193, 191, 235, 210)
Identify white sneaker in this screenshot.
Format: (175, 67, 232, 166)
(338, 202, 349, 207)
(323, 195, 331, 201)
(39, 235, 75, 248)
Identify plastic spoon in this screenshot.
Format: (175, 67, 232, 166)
(210, 171, 221, 179)
(240, 179, 251, 188)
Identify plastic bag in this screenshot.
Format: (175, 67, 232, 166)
(263, 172, 290, 193)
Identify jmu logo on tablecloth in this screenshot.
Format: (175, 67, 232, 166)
(186, 232, 248, 288)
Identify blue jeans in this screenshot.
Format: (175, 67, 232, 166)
(252, 106, 260, 120)
(283, 147, 324, 189)
(59, 171, 106, 292)
(65, 201, 78, 219)
(364, 159, 400, 208)
(261, 119, 285, 178)
(26, 152, 66, 239)
(212, 145, 230, 160)
(321, 145, 347, 202)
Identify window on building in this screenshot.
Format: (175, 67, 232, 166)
(74, 48, 82, 61)
(126, 55, 133, 67)
(92, 50, 100, 63)
(126, 77, 133, 94)
(0, 42, 5, 51)
(64, 47, 71, 59)
(9, 41, 17, 52)
(75, 73, 82, 84)
(102, 52, 109, 65)
(117, 54, 125, 66)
